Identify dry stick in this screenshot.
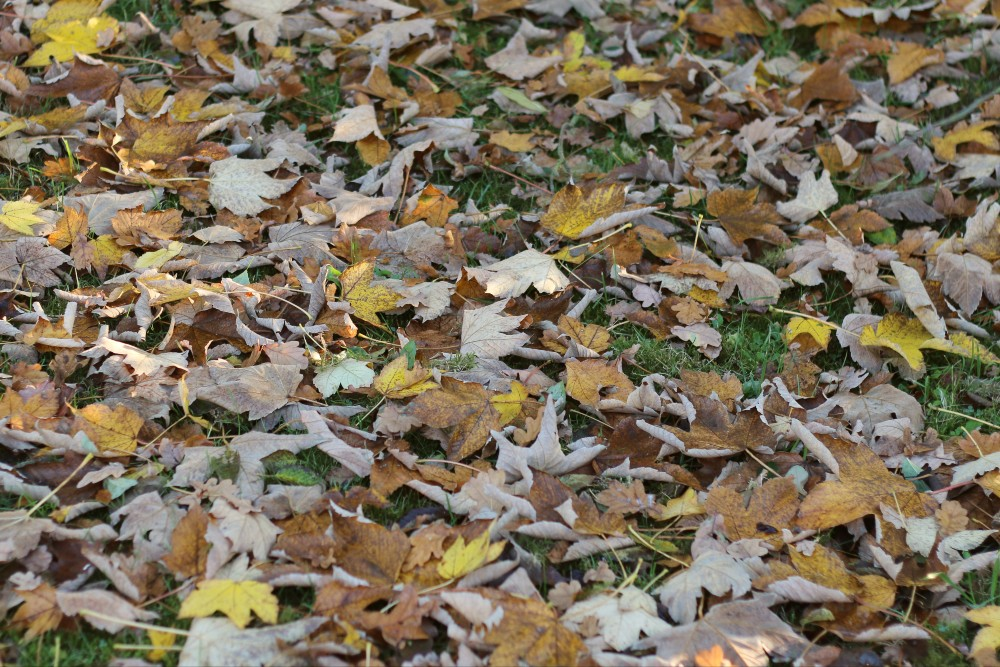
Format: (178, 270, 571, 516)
(79, 610, 190, 636)
(483, 163, 553, 195)
(928, 405, 999, 431)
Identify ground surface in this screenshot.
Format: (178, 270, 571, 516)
(1, 0, 1000, 665)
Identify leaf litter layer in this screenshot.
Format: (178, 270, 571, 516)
(1, 0, 1000, 665)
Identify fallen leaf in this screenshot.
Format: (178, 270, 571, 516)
(338, 260, 400, 326)
(178, 579, 279, 629)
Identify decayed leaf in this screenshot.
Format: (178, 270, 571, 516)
(11, 583, 62, 641)
(891, 260, 946, 339)
(562, 586, 669, 651)
(178, 579, 279, 629)
(687, 0, 769, 37)
(72, 403, 144, 456)
(208, 157, 297, 217)
(407, 377, 501, 459)
(178, 617, 324, 667)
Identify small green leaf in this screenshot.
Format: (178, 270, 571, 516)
(496, 87, 547, 113)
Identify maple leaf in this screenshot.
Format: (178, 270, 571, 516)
(930, 251, 999, 316)
(859, 313, 1000, 375)
(658, 551, 752, 624)
(338, 260, 400, 326)
(183, 362, 302, 420)
(887, 41, 944, 84)
(706, 188, 789, 246)
(436, 529, 505, 579)
(891, 260, 946, 339)
(162, 505, 210, 579)
(464, 248, 569, 299)
(373, 355, 438, 399)
(401, 184, 458, 227)
(968, 607, 1000, 666)
(407, 377, 502, 459)
(72, 403, 144, 456)
(783, 316, 834, 350)
(483, 592, 586, 666)
(179, 617, 324, 666)
(687, 0, 769, 37)
(0, 201, 44, 236)
(638, 599, 809, 666)
(777, 170, 839, 223)
(313, 354, 375, 397)
(11, 583, 62, 641)
(540, 182, 627, 239)
(24, 15, 119, 67)
(931, 122, 999, 162)
(460, 299, 529, 359)
(705, 477, 800, 547)
(565, 358, 635, 409)
(178, 579, 279, 629)
(795, 427, 934, 530)
(208, 157, 297, 217)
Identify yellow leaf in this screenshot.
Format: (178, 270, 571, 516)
(920, 332, 1000, 365)
(541, 182, 627, 239)
(339, 260, 400, 326)
(653, 488, 705, 521)
(490, 381, 528, 426)
(373, 355, 438, 399)
(30, 0, 102, 42)
(24, 15, 119, 67)
(178, 579, 279, 629)
(489, 131, 535, 153)
(135, 241, 183, 270)
(783, 317, 834, 350)
(858, 313, 932, 373)
(146, 630, 176, 662)
(401, 184, 458, 227)
(0, 201, 44, 236)
(967, 606, 1000, 666)
(614, 65, 665, 82)
(437, 530, 505, 580)
(887, 41, 944, 85)
(72, 403, 144, 456)
(931, 121, 999, 162)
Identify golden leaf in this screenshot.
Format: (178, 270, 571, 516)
(967, 606, 1000, 666)
(24, 15, 119, 67)
(783, 317, 834, 350)
(178, 579, 279, 629)
(0, 201, 44, 236)
(401, 184, 458, 227)
(339, 261, 400, 326)
(436, 530, 505, 580)
(887, 41, 945, 85)
(931, 121, 999, 162)
(858, 313, 932, 373)
(541, 182, 626, 239)
(373, 356, 438, 399)
(72, 403, 144, 456)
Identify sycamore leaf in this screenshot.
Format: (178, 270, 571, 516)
(858, 313, 931, 373)
(24, 15, 119, 67)
(436, 530, 505, 580)
(464, 248, 569, 299)
(402, 184, 458, 227)
(932, 122, 999, 162)
(783, 317, 834, 350)
(706, 188, 789, 246)
(178, 579, 279, 629)
(0, 201, 44, 236)
(657, 551, 752, 624)
(776, 170, 838, 223)
(562, 586, 670, 651)
(208, 157, 296, 217)
(373, 355, 438, 398)
(339, 260, 400, 326)
(460, 299, 529, 359)
(967, 606, 1000, 666)
(541, 182, 627, 239)
(313, 355, 375, 397)
(72, 403, 144, 456)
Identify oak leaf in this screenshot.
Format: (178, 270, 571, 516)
(178, 579, 279, 629)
